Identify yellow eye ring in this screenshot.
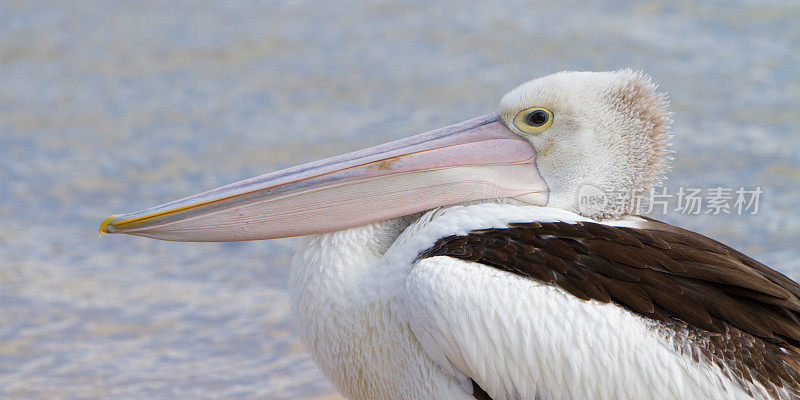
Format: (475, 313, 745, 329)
(513, 107, 553, 134)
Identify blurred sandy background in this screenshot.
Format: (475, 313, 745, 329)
(1, 0, 798, 399)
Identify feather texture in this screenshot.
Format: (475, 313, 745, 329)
(419, 217, 800, 397)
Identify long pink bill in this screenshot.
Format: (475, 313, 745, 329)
(99, 113, 548, 242)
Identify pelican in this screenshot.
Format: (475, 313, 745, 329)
(100, 70, 800, 400)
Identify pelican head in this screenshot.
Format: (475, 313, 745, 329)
(100, 70, 670, 241)
(499, 70, 671, 218)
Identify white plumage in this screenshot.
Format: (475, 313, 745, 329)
(290, 204, 767, 400)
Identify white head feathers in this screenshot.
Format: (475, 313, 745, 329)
(498, 70, 672, 219)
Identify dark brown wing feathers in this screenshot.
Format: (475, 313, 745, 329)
(471, 380, 493, 400)
(420, 217, 800, 395)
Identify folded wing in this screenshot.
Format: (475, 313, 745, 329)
(405, 217, 800, 399)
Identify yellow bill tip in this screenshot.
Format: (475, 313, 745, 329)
(98, 215, 118, 236)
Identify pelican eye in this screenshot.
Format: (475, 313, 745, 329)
(513, 107, 553, 134)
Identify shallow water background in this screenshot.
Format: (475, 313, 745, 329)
(1, 0, 798, 398)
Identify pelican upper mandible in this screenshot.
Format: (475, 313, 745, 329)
(101, 70, 800, 400)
